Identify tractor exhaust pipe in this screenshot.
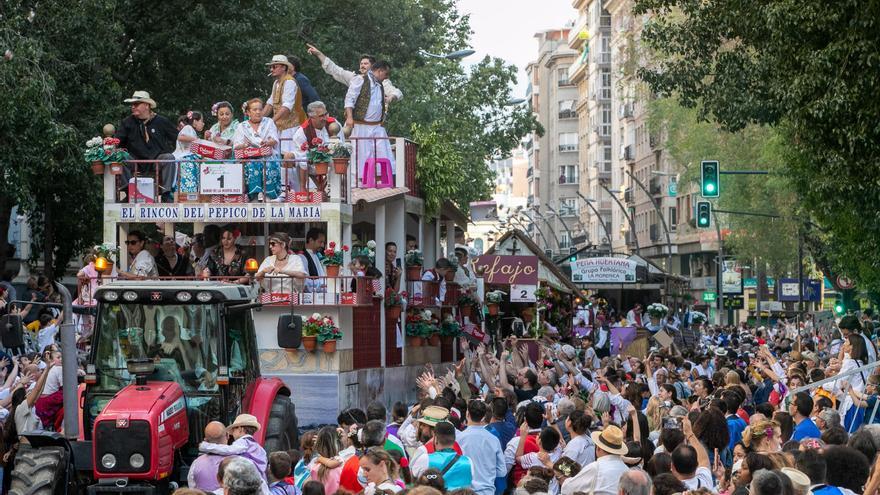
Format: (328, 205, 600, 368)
(54, 281, 79, 440)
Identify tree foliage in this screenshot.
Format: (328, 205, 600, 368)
(1, 0, 537, 277)
(634, 0, 880, 292)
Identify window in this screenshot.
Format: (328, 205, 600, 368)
(559, 165, 578, 184)
(558, 100, 577, 119)
(561, 198, 578, 216)
(560, 231, 572, 249)
(558, 133, 578, 152)
(669, 206, 678, 232)
(600, 70, 612, 100)
(557, 67, 571, 86)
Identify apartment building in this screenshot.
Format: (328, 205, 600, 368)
(524, 29, 582, 254)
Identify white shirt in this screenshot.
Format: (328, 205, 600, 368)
(320, 57, 403, 101)
(233, 118, 280, 154)
(560, 455, 629, 495)
(270, 78, 297, 112)
(174, 124, 198, 158)
(680, 466, 714, 492)
(563, 433, 596, 468)
(344, 72, 384, 122)
(258, 255, 306, 294)
(37, 323, 59, 352)
(129, 250, 158, 277)
(41, 366, 64, 396)
(282, 125, 332, 166)
(15, 400, 40, 434)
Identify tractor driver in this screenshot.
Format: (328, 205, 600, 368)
(148, 316, 194, 381)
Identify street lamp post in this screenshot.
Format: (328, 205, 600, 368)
(419, 49, 476, 60)
(597, 182, 641, 255)
(575, 192, 614, 254)
(528, 207, 562, 251)
(510, 211, 551, 250)
(544, 203, 573, 248)
(626, 171, 675, 302)
(520, 209, 558, 250)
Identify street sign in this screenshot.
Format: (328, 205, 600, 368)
(200, 163, 244, 195)
(702, 292, 717, 302)
(511, 284, 537, 302)
(668, 179, 678, 197)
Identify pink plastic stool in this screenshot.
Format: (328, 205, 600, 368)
(361, 158, 394, 188)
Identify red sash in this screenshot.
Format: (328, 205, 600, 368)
(301, 117, 338, 145)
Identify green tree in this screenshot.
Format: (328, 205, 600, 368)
(634, 0, 880, 292)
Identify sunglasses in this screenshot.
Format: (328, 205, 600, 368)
(125, 240, 142, 245)
(268, 241, 279, 246)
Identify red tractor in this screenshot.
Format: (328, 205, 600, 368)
(10, 281, 299, 495)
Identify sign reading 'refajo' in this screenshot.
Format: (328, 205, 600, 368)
(570, 257, 638, 283)
(472, 256, 539, 285)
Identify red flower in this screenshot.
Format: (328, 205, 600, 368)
(300, 143, 309, 151)
(311, 137, 322, 145)
(329, 241, 336, 248)
(342, 245, 349, 252)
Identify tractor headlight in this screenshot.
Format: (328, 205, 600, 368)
(101, 453, 117, 469)
(196, 291, 212, 302)
(129, 453, 145, 469)
(122, 291, 138, 302)
(176, 291, 192, 302)
(103, 291, 119, 302)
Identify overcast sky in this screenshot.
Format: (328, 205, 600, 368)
(458, 0, 577, 97)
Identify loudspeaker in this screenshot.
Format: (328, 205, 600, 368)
(276, 314, 303, 349)
(0, 314, 24, 349)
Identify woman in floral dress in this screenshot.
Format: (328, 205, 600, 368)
(232, 98, 281, 200)
(202, 226, 248, 283)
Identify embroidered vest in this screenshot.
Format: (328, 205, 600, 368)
(272, 75, 306, 131)
(352, 74, 385, 122)
(301, 116, 338, 145)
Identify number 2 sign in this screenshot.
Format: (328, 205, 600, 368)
(511, 284, 537, 302)
(200, 163, 244, 195)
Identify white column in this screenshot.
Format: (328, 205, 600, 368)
(14, 214, 30, 282)
(103, 167, 115, 204)
(118, 224, 130, 272)
(445, 220, 455, 259)
(375, 204, 387, 367)
(394, 138, 406, 188)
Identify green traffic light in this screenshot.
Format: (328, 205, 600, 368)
(705, 183, 715, 193)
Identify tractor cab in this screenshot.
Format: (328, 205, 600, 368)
(84, 281, 261, 464)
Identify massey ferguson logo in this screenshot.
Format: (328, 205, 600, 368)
(151, 292, 162, 301)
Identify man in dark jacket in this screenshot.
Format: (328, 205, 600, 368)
(288, 56, 320, 115)
(116, 91, 178, 202)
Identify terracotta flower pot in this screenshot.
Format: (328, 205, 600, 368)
(487, 303, 499, 316)
(406, 265, 423, 281)
(322, 340, 337, 353)
(302, 336, 317, 352)
(326, 264, 340, 277)
(428, 334, 441, 346)
(91, 161, 105, 175)
(109, 162, 124, 175)
(650, 316, 661, 326)
(333, 157, 348, 174)
(314, 162, 329, 175)
(387, 306, 402, 321)
(408, 336, 423, 347)
(459, 305, 472, 318)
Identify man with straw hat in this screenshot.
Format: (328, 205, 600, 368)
(224, 414, 268, 480)
(263, 55, 307, 132)
(560, 424, 629, 495)
(116, 90, 178, 202)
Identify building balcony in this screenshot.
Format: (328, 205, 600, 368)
(568, 55, 588, 84)
(568, 17, 589, 50)
(558, 143, 578, 153)
(558, 174, 579, 185)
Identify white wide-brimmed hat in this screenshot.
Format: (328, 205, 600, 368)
(123, 91, 157, 109)
(265, 54, 294, 72)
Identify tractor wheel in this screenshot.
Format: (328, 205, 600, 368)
(264, 394, 298, 453)
(9, 445, 69, 495)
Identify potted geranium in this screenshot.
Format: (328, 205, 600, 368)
(84, 137, 106, 174)
(405, 311, 427, 347)
(102, 137, 130, 175)
(317, 315, 342, 353)
(690, 311, 708, 325)
(302, 137, 332, 175)
(330, 141, 351, 174)
(485, 290, 506, 316)
(385, 288, 407, 321)
(321, 241, 348, 277)
(301, 313, 323, 351)
(646, 302, 670, 326)
(94, 242, 121, 273)
(439, 315, 461, 346)
(405, 249, 424, 280)
(425, 311, 441, 346)
(457, 291, 478, 318)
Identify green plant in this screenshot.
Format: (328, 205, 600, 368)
(301, 137, 332, 164)
(83, 137, 104, 162)
(385, 288, 407, 307)
(330, 141, 351, 158)
(321, 242, 348, 266)
(94, 242, 120, 263)
(457, 292, 478, 307)
(405, 249, 424, 267)
(486, 290, 506, 304)
(440, 317, 461, 337)
(317, 317, 342, 343)
(302, 312, 324, 337)
(646, 303, 670, 319)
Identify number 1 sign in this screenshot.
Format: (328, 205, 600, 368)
(200, 163, 244, 195)
(510, 284, 537, 302)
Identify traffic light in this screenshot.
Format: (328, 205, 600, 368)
(569, 246, 577, 262)
(701, 160, 720, 198)
(834, 299, 845, 315)
(696, 201, 712, 228)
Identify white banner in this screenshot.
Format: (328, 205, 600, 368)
(570, 257, 637, 283)
(118, 204, 321, 223)
(200, 163, 244, 195)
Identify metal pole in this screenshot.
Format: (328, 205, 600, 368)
(530, 209, 561, 250)
(626, 171, 674, 302)
(54, 281, 80, 439)
(544, 204, 573, 247)
(713, 209, 725, 326)
(797, 223, 804, 336)
(519, 211, 554, 250)
(598, 182, 640, 255)
(576, 191, 613, 254)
